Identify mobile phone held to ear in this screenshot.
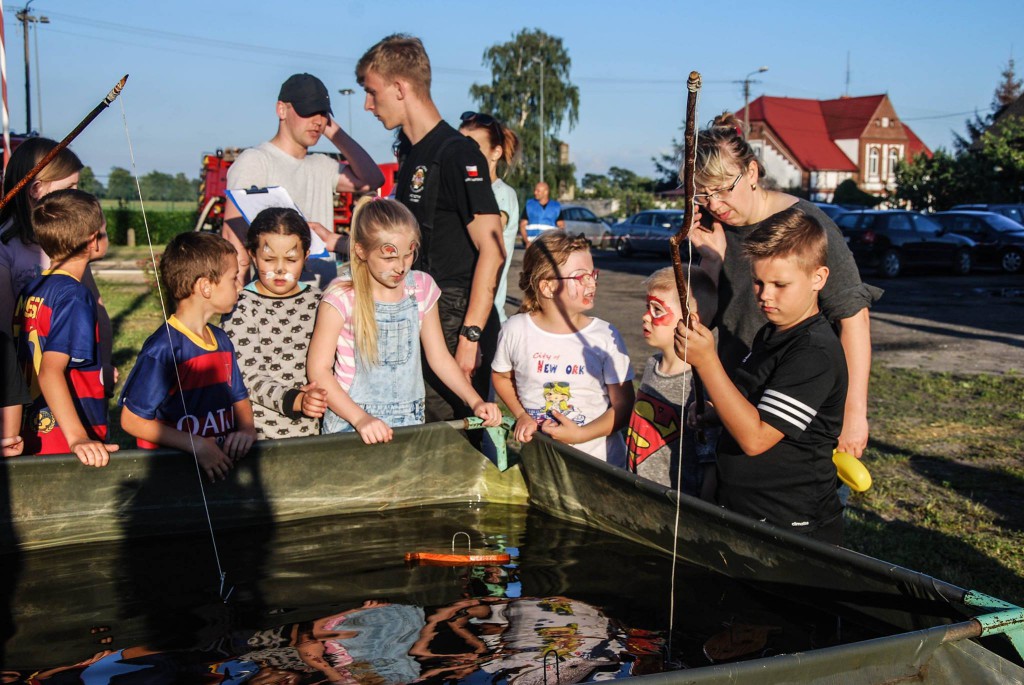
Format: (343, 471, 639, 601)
(698, 210, 716, 232)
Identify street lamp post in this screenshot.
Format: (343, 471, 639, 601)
(532, 56, 545, 185)
(740, 66, 768, 136)
(337, 88, 355, 133)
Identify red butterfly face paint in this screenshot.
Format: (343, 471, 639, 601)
(646, 295, 675, 326)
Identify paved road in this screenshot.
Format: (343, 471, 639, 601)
(503, 247, 1024, 376)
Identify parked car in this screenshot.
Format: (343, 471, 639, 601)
(812, 201, 848, 220)
(949, 203, 1024, 224)
(611, 210, 692, 258)
(932, 211, 1024, 274)
(835, 210, 974, 277)
(559, 205, 614, 248)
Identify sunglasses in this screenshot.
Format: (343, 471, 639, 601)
(460, 111, 499, 128)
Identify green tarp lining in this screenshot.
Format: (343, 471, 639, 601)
(1, 423, 1022, 684)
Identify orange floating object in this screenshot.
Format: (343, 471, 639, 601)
(405, 551, 511, 566)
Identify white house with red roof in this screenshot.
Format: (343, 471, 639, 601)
(740, 94, 931, 201)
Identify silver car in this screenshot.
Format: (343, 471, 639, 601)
(559, 205, 614, 248)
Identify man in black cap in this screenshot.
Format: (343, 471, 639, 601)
(224, 73, 384, 287)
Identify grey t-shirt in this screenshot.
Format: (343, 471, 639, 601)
(712, 198, 882, 376)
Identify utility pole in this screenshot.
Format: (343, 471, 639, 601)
(15, 2, 48, 134)
(738, 66, 769, 136)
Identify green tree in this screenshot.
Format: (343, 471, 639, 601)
(893, 150, 965, 210)
(106, 166, 136, 202)
(833, 179, 883, 208)
(470, 29, 580, 196)
(172, 173, 198, 202)
(580, 165, 656, 215)
(652, 131, 684, 191)
(993, 58, 1022, 109)
(140, 171, 174, 201)
(980, 115, 1024, 201)
(78, 166, 105, 197)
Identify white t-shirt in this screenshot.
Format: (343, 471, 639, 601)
(227, 141, 341, 242)
(492, 313, 634, 466)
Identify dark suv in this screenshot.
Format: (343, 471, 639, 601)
(949, 203, 1024, 224)
(836, 210, 974, 277)
(933, 211, 1024, 273)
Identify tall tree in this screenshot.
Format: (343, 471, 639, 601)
(78, 166, 105, 198)
(993, 58, 1023, 110)
(470, 29, 580, 196)
(106, 166, 136, 202)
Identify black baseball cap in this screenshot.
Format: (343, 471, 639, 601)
(278, 73, 333, 117)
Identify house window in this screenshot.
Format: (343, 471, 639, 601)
(882, 117, 890, 127)
(888, 147, 901, 178)
(868, 147, 880, 179)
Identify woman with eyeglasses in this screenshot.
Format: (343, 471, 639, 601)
(687, 112, 880, 460)
(459, 112, 520, 323)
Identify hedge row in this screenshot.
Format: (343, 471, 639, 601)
(103, 208, 195, 245)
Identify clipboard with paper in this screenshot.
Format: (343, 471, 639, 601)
(225, 185, 330, 258)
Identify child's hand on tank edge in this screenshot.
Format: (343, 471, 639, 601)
(354, 414, 393, 445)
(69, 438, 119, 468)
(195, 437, 233, 482)
(223, 428, 256, 461)
(2, 435, 25, 458)
(472, 401, 502, 426)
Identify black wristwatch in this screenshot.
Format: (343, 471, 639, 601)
(460, 325, 482, 342)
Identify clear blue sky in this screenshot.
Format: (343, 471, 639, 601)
(4, 0, 1021, 184)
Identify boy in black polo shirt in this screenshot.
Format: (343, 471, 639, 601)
(676, 206, 847, 544)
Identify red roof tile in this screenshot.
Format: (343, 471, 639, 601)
(903, 124, 932, 158)
(747, 97, 858, 172)
(820, 95, 885, 139)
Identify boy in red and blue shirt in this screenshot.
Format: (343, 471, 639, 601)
(14, 189, 118, 464)
(119, 232, 256, 482)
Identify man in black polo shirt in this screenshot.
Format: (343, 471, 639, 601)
(676, 207, 847, 545)
(356, 34, 504, 423)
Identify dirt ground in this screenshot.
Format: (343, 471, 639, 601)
(504, 249, 1024, 377)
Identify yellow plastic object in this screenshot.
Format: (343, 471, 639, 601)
(833, 450, 872, 492)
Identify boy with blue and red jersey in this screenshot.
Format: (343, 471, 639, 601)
(14, 189, 119, 465)
(119, 232, 257, 482)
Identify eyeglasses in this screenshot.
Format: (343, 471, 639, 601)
(552, 269, 599, 285)
(693, 173, 743, 207)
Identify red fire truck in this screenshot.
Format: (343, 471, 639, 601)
(196, 147, 398, 233)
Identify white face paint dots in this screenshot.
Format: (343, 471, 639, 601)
(252, 232, 307, 297)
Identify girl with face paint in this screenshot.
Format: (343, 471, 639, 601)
(490, 231, 637, 467)
(221, 207, 328, 439)
(307, 197, 501, 445)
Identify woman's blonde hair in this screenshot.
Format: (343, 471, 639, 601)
(691, 112, 765, 188)
(347, 196, 420, 366)
(518, 231, 590, 313)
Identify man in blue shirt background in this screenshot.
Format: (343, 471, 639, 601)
(519, 181, 564, 243)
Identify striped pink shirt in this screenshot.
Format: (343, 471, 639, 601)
(320, 270, 441, 392)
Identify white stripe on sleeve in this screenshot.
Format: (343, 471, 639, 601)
(758, 389, 817, 431)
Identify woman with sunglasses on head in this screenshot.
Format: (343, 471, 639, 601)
(459, 112, 520, 322)
(687, 112, 881, 459)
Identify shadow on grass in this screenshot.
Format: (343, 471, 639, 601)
(906, 451, 1024, 533)
(870, 314, 1024, 350)
(845, 505, 1024, 603)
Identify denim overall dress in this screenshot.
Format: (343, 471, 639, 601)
(322, 273, 425, 433)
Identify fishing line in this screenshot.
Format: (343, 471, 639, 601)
(666, 79, 701, 666)
(118, 94, 232, 602)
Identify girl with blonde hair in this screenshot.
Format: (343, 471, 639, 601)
(307, 197, 500, 443)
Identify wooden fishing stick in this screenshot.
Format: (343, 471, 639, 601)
(668, 71, 706, 441)
(0, 74, 128, 213)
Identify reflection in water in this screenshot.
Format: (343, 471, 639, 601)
(2, 505, 895, 682)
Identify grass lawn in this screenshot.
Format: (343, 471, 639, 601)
(97, 279, 1024, 604)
